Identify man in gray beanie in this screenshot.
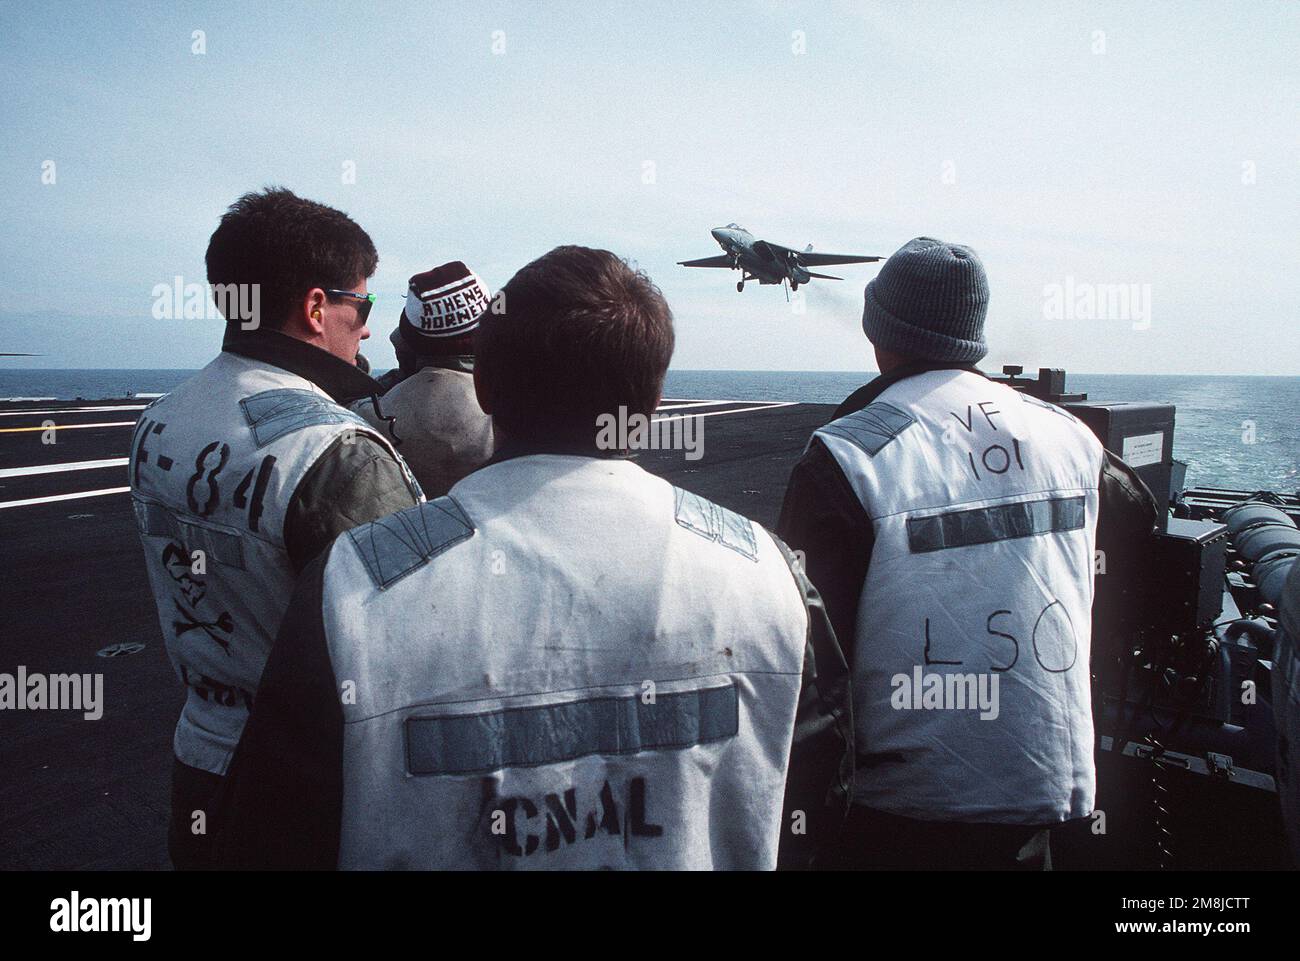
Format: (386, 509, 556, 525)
(862, 236, 990, 364)
(777, 237, 1157, 869)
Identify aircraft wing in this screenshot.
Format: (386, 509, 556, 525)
(677, 255, 734, 268)
(767, 242, 881, 266)
(799, 251, 882, 266)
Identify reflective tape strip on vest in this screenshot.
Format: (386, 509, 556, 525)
(128, 351, 411, 775)
(319, 455, 808, 869)
(814, 369, 1104, 824)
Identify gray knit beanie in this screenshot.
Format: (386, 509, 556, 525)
(862, 237, 989, 363)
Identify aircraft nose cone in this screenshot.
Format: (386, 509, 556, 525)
(711, 228, 726, 242)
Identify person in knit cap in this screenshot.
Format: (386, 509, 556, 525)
(777, 237, 1157, 870)
(353, 262, 495, 497)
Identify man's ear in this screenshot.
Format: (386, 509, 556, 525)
(473, 363, 492, 415)
(295, 288, 328, 337)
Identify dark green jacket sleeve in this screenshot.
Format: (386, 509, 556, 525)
(213, 548, 345, 869)
(772, 534, 855, 870)
(1091, 449, 1160, 669)
(284, 434, 421, 573)
(776, 437, 875, 665)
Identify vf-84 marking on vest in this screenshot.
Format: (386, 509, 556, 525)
(924, 600, 1077, 674)
(186, 441, 230, 517)
(490, 777, 663, 858)
(132, 418, 175, 484)
(134, 418, 278, 533)
(945, 401, 1026, 481)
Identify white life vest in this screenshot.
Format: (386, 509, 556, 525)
(815, 369, 1104, 823)
(351, 366, 493, 497)
(129, 351, 411, 775)
(318, 455, 809, 869)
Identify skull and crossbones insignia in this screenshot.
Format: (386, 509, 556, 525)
(172, 600, 234, 654)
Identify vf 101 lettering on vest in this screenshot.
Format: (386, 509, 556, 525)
(490, 776, 663, 858)
(946, 401, 1025, 480)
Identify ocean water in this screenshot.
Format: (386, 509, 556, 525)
(1, 368, 1295, 493)
(666, 370, 1299, 493)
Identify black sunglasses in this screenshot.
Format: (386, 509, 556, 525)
(323, 289, 376, 324)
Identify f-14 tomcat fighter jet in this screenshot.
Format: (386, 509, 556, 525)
(678, 224, 882, 293)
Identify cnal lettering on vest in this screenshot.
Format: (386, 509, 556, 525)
(947, 401, 1025, 481)
(491, 776, 663, 858)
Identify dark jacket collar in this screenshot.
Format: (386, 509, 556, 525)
(833, 361, 986, 420)
(486, 437, 626, 468)
(222, 328, 383, 406)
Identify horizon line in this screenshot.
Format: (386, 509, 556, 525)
(0, 365, 1296, 379)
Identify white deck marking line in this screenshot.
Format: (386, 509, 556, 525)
(659, 398, 791, 407)
(0, 420, 137, 434)
(653, 400, 744, 412)
(0, 457, 129, 479)
(654, 402, 797, 423)
(657, 398, 736, 405)
(0, 405, 148, 417)
(0, 403, 800, 510)
(0, 486, 131, 510)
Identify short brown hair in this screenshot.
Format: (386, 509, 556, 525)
(475, 246, 674, 443)
(206, 187, 377, 330)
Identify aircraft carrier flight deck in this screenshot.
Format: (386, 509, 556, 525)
(0, 395, 828, 870)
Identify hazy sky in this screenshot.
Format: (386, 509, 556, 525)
(2, 0, 1296, 373)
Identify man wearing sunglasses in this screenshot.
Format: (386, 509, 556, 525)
(128, 187, 422, 870)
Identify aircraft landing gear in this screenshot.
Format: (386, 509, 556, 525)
(736, 279, 745, 292)
(790, 282, 800, 292)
